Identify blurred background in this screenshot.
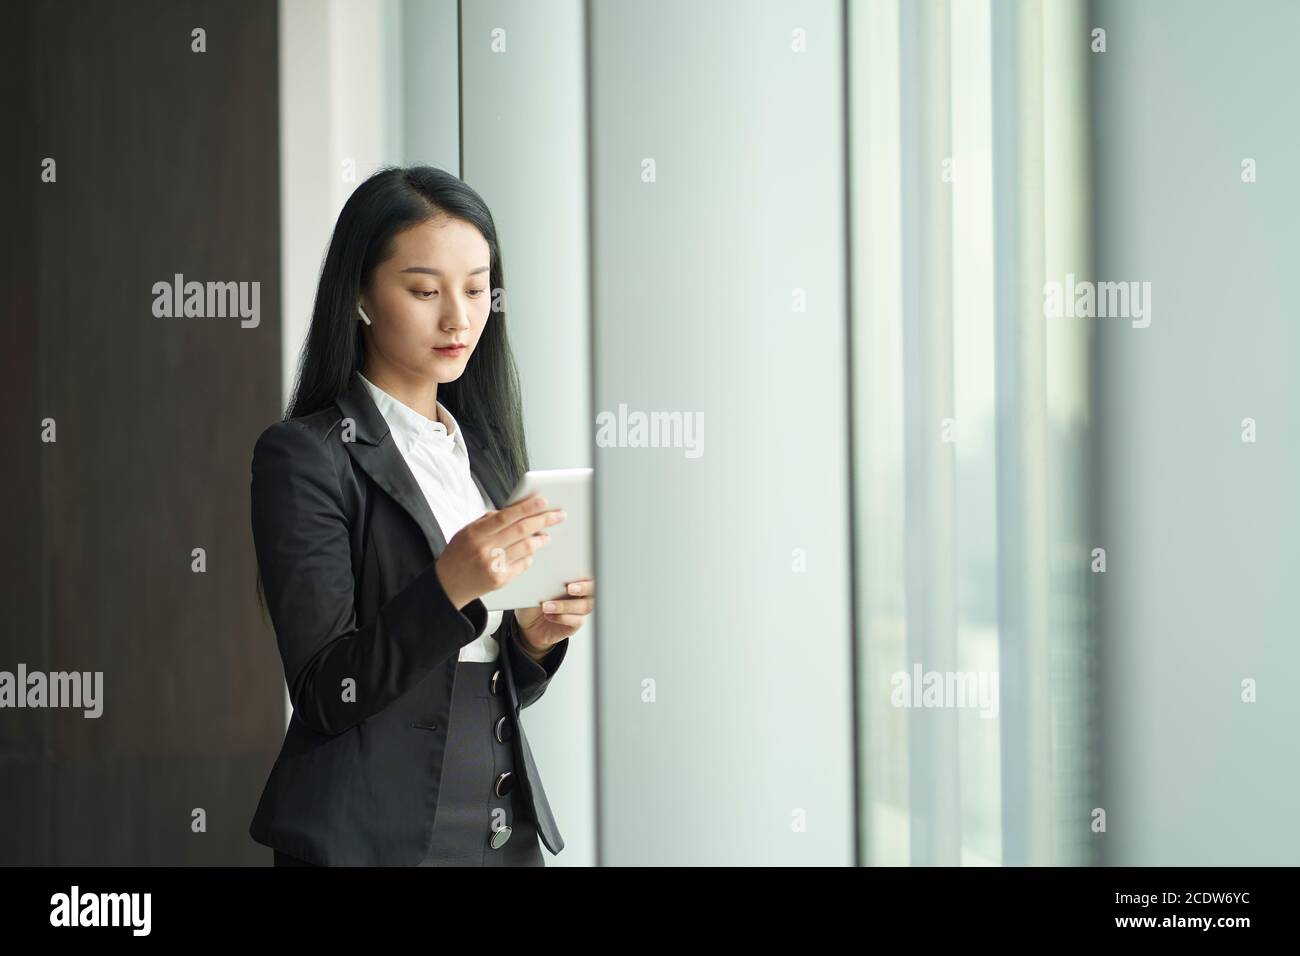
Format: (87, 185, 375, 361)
(2, 0, 1296, 866)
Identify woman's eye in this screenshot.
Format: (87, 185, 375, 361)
(414, 290, 436, 298)
(467, 289, 486, 297)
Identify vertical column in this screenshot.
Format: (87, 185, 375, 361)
(588, 0, 854, 864)
(898, 0, 963, 866)
(991, 0, 1052, 866)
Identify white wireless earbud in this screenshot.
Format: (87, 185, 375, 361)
(357, 304, 373, 326)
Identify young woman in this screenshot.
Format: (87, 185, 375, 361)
(248, 165, 593, 866)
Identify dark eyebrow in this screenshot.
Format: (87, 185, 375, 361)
(400, 266, 490, 276)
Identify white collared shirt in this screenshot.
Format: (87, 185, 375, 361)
(358, 373, 503, 661)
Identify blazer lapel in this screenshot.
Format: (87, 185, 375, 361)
(334, 370, 510, 559)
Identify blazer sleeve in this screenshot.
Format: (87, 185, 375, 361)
(251, 419, 490, 736)
(504, 610, 569, 710)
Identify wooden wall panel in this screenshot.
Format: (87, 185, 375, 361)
(1, 0, 283, 865)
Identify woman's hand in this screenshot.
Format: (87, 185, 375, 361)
(514, 578, 595, 661)
(434, 494, 567, 609)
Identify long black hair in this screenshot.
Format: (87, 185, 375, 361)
(257, 166, 528, 616)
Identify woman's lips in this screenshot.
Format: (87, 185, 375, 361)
(434, 345, 466, 356)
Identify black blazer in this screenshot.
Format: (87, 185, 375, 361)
(248, 370, 568, 865)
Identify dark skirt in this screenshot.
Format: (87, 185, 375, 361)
(274, 659, 545, 867)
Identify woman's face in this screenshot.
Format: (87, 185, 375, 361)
(360, 214, 492, 383)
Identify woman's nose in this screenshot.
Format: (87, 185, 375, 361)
(442, 307, 471, 330)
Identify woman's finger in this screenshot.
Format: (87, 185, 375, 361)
(563, 578, 595, 597)
(541, 597, 593, 615)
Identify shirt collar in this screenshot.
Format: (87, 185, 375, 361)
(357, 372, 466, 458)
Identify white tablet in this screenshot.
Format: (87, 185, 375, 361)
(483, 467, 594, 612)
